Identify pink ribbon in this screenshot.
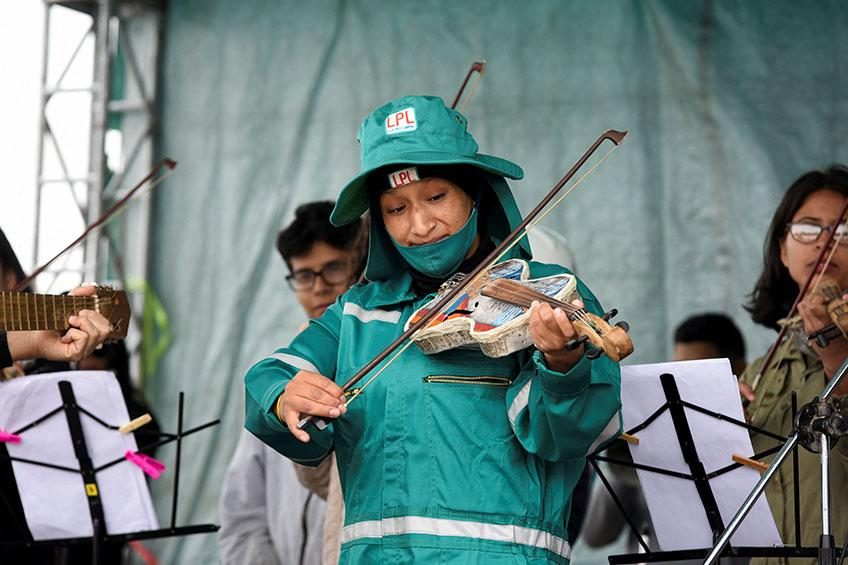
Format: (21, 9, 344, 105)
(0, 429, 21, 444)
(125, 450, 166, 479)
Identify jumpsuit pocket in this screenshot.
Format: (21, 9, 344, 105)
(422, 373, 530, 515)
(422, 375, 511, 386)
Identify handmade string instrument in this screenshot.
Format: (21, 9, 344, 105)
(407, 258, 633, 361)
(804, 276, 848, 348)
(0, 287, 130, 340)
(298, 129, 630, 431)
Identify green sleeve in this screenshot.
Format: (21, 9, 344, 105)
(243, 301, 343, 465)
(505, 269, 623, 462)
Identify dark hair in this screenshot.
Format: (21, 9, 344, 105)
(745, 164, 848, 330)
(674, 313, 746, 363)
(275, 200, 367, 273)
(0, 226, 28, 291)
(88, 339, 131, 389)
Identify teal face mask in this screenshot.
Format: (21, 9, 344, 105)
(391, 207, 479, 278)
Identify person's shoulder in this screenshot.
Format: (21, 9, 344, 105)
(527, 259, 573, 278)
(342, 274, 414, 309)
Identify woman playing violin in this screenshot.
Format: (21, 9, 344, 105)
(740, 165, 848, 564)
(244, 95, 621, 564)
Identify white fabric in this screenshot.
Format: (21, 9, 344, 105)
(269, 352, 319, 373)
(342, 302, 401, 324)
(341, 515, 571, 559)
(218, 430, 325, 565)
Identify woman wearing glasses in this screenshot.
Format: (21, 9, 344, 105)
(740, 164, 848, 564)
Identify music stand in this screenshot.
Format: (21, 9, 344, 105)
(588, 360, 829, 563)
(0, 372, 219, 564)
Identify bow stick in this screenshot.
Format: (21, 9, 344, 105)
(451, 60, 486, 112)
(299, 129, 628, 431)
(14, 158, 177, 292)
(749, 192, 848, 392)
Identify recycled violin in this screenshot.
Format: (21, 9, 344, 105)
(408, 258, 633, 362)
(298, 128, 630, 431)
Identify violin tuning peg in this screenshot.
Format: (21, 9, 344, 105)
(615, 320, 630, 332)
(602, 309, 618, 322)
(585, 348, 603, 360)
(565, 335, 589, 351)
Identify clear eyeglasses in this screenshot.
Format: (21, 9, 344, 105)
(786, 221, 848, 246)
(286, 260, 351, 291)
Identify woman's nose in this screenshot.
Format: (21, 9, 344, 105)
(410, 208, 435, 236)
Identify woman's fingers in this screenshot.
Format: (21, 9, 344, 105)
(529, 301, 579, 353)
(279, 371, 347, 442)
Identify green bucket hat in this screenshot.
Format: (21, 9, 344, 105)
(330, 95, 524, 226)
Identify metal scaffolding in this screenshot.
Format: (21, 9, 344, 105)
(34, 0, 165, 376)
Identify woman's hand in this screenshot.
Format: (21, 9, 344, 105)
(528, 299, 585, 373)
(797, 292, 848, 395)
(277, 370, 346, 442)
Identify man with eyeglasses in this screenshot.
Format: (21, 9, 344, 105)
(219, 201, 366, 565)
(280, 203, 366, 320)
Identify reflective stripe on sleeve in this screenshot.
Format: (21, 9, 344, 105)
(343, 302, 401, 324)
(268, 353, 319, 373)
(507, 379, 533, 426)
(585, 409, 621, 456)
(341, 515, 570, 559)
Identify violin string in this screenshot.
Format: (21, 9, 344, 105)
(346, 337, 418, 404)
(810, 240, 840, 297)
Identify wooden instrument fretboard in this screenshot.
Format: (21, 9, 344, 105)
(0, 291, 98, 332)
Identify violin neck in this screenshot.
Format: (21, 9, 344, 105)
(0, 291, 97, 332)
(481, 278, 581, 315)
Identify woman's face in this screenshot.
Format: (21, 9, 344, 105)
(780, 188, 848, 289)
(379, 177, 478, 254)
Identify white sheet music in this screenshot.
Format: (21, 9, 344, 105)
(621, 359, 782, 551)
(0, 371, 158, 539)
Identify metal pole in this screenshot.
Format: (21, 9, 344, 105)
(85, 0, 113, 282)
(703, 354, 848, 564)
(33, 1, 51, 273)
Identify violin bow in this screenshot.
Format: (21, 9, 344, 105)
(451, 60, 486, 112)
(300, 129, 628, 431)
(749, 192, 848, 392)
(13, 158, 177, 292)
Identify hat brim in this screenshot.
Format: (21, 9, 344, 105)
(330, 151, 523, 226)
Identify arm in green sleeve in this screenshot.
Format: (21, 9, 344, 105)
(505, 277, 622, 462)
(244, 302, 343, 465)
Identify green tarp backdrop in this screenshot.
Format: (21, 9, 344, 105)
(146, 1, 847, 562)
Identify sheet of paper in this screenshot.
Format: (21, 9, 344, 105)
(620, 359, 782, 551)
(0, 371, 159, 540)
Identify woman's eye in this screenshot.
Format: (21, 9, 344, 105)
(386, 205, 405, 214)
(428, 193, 446, 202)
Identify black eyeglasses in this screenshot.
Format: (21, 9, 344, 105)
(286, 260, 352, 291)
(786, 221, 848, 246)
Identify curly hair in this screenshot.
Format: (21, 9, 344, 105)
(275, 201, 367, 278)
(745, 164, 848, 330)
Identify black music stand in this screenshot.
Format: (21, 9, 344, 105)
(588, 371, 829, 563)
(0, 379, 219, 565)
